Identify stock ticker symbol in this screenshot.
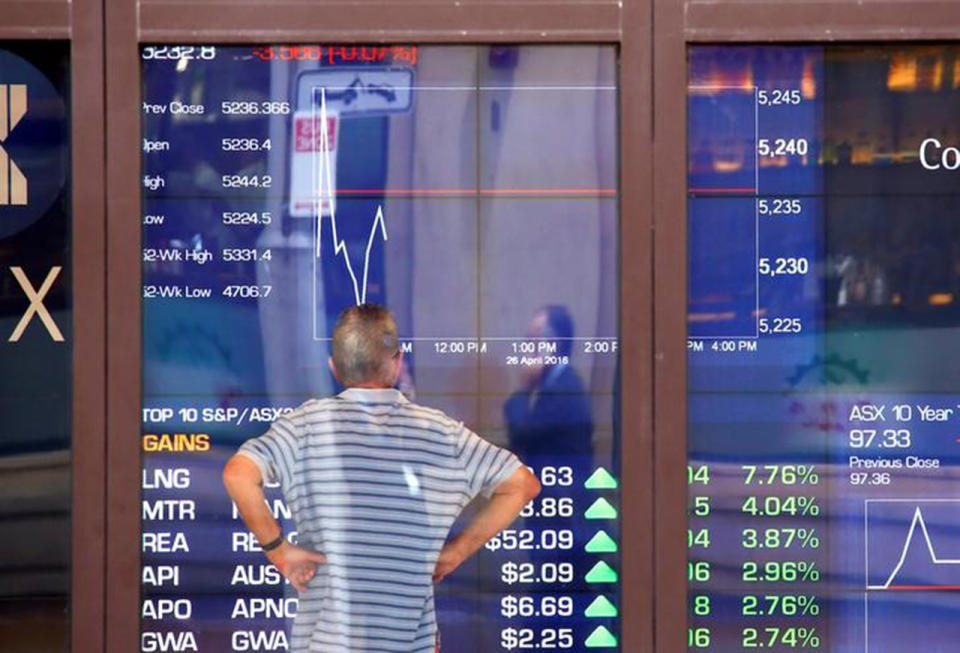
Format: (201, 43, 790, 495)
(0, 84, 27, 205)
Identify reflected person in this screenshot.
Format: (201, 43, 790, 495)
(223, 304, 540, 652)
(504, 305, 593, 459)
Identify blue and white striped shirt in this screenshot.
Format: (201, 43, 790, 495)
(238, 387, 521, 652)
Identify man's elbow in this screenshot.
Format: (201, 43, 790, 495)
(222, 454, 258, 492)
(522, 469, 542, 501)
(222, 456, 241, 491)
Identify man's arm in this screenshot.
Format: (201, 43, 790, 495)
(222, 455, 282, 543)
(434, 466, 541, 582)
(222, 454, 325, 591)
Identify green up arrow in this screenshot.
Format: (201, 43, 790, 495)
(584, 561, 618, 583)
(585, 497, 618, 519)
(585, 626, 618, 648)
(584, 530, 618, 553)
(584, 467, 618, 490)
(584, 595, 618, 618)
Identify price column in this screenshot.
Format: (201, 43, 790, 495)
(489, 465, 621, 651)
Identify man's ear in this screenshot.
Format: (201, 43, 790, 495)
(328, 357, 340, 383)
(391, 352, 404, 384)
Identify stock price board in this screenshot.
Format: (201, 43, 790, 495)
(140, 44, 620, 652)
(688, 44, 960, 651)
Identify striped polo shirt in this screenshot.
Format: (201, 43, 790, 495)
(237, 387, 521, 653)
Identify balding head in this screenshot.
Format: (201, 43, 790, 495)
(330, 304, 401, 387)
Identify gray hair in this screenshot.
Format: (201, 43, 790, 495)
(331, 304, 400, 386)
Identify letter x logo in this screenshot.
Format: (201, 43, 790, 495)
(9, 266, 63, 342)
(0, 84, 27, 205)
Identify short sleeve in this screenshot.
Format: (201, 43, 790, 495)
(454, 423, 522, 500)
(237, 415, 299, 488)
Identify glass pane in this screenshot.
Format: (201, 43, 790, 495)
(687, 44, 960, 651)
(0, 42, 72, 652)
(141, 44, 620, 652)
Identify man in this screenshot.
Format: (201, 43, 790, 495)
(223, 304, 540, 652)
(505, 305, 593, 459)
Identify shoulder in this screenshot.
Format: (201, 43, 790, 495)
(280, 397, 338, 427)
(402, 401, 463, 436)
(551, 366, 586, 392)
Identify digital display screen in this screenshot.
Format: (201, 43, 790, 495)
(140, 45, 620, 652)
(687, 45, 960, 650)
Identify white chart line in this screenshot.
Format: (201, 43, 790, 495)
(864, 502, 869, 653)
(754, 85, 760, 338)
(312, 89, 318, 341)
(310, 336, 620, 342)
(866, 505, 960, 590)
(688, 85, 761, 341)
(687, 84, 756, 90)
(314, 87, 389, 307)
(309, 86, 617, 91)
(691, 335, 761, 341)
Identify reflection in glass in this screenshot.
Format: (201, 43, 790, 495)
(687, 44, 960, 651)
(505, 306, 594, 460)
(141, 45, 619, 651)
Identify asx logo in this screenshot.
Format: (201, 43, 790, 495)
(9, 266, 63, 342)
(0, 84, 27, 205)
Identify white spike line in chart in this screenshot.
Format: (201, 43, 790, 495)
(866, 501, 960, 590)
(307, 84, 619, 343)
(864, 500, 960, 653)
(313, 87, 388, 307)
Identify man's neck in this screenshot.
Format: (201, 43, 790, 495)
(349, 383, 393, 389)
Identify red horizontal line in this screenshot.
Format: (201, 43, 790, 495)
(885, 585, 960, 590)
(688, 187, 758, 194)
(332, 188, 618, 195)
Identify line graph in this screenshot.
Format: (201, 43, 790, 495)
(864, 499, 960, 652)
(313, 86, 388, 309)
(300, 78, 619, 344)
(867, 504, 960, 590)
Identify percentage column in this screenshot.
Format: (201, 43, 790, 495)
(738, 464, 825, 650)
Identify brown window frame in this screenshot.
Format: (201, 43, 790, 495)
(653, 0, 960, 651)
(0, 0, 107, 651)
(8, 0, 958, 651)
(104, 1, 654, 652)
